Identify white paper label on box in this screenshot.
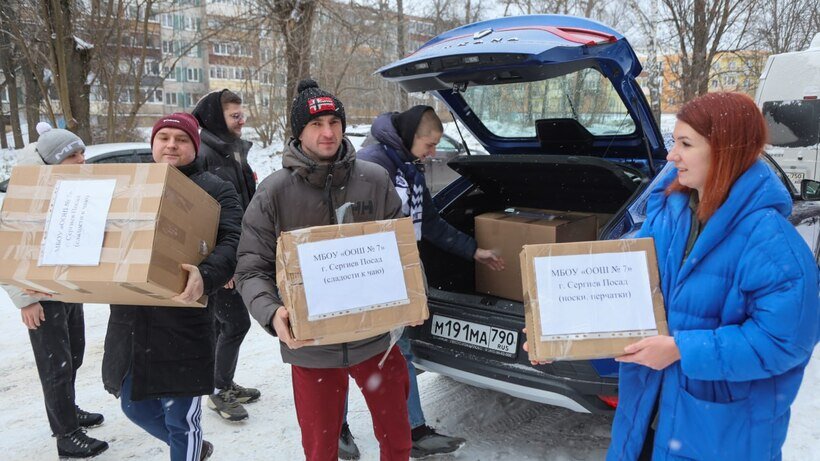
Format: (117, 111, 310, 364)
(297, 231, 409, 320)
(38, 179, 117, 266)
(533, 250, 657, 340)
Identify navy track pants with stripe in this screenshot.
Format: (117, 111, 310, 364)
(120, 371, 203, 461)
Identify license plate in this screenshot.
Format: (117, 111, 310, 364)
(430, 314, 518, 357)
(786, 171, 805, 184)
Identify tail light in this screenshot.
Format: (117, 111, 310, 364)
(597, 395, 619, 409)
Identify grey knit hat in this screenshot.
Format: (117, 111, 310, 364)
(35, 122, 85, 165)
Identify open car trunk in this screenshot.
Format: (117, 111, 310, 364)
(420, 154, 646, 299)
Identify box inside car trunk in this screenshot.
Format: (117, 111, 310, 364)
(475, 209, 598, 302)
(420, 154, 644, 300)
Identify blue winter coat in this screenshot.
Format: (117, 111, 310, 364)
(608, 160, 819, 461)
(357, 113, 477, 261)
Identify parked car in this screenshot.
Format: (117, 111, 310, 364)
(0, 142, 152, 207)
(348, 131, 483, 194)
(754, 32, 820, 189)
(376, 15, 820, 413)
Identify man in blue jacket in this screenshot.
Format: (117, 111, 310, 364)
(338, 106, 504, 459)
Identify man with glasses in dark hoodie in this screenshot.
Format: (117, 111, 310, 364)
(236, 79, 412, 461)
(192, 89, 261, 422)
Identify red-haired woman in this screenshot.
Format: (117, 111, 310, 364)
(607, 92, 819, 460)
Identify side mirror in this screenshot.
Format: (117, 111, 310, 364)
(800, 179, 820, 201)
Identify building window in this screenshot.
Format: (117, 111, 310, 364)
(119, 89, 135, 104)
(162, 40, 175, 54)
(187, 68, 201, 82)
(186, 44, 200, 57)
(161, 13, 173, 28)
(165, 92, 178, 106)
(145, 89, 163, 103)
(184, 16, 200, 31)
(213, 42, 230, 56)
(144, 60, 160, 76)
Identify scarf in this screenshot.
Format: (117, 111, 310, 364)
(383, 144, 424, 240)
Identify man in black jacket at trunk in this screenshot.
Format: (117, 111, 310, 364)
(192, 89, 260, 421)
(102, 113, 243, 461)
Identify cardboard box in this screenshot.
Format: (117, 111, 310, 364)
(521, 238, 669, 361)
(475, 209, 598, 301)
(276, 217, 428, 345)
(0, 163, 220, 307)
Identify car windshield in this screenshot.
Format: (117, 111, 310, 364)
(462, 67, 636, 138)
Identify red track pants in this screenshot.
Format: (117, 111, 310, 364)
(291, 345, 411, 461)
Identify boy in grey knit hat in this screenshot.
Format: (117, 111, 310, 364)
(2, 122, 107, 458)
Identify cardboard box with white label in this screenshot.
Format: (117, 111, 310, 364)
(276, 217, 428, 345)
(0, 163, 219, 307)
(521, 238, 669, 361)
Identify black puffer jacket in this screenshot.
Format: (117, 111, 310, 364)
(102, 161, 243, 401)
(193, 89, 256, 210)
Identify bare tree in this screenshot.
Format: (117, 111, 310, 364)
(628, 0, 663, 124)
(754, 0, 819, 54)
(41, 0, 93, 142)
(0, 1, 25, 148)
(661, 0, 756, 102)
(259, 0, 320, 136)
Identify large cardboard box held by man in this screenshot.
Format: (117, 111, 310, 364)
(276, 217, 428, 345)
(475, 209, 598, 302)
(521, 238, 669, 361)
(0, 163, 219, 307)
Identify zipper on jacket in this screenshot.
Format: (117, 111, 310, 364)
(324, 164, 337, 224)
(342, 343, 349, 367)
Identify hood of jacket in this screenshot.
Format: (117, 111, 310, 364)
(364, 113, 415, 162)
(282, 137, 357, 189)
(192, 89, 237, 143)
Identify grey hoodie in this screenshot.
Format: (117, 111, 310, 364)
(235, 138, 404, 368)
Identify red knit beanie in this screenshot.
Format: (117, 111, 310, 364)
(151, 112, 201, 154)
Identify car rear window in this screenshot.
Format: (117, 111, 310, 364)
(762, 100, 820, 148)
(462, 67, 636, 138)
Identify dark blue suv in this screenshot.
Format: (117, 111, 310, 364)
(376, 15, 820, 413)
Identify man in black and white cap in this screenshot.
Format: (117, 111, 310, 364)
(236, 79, 412, 461)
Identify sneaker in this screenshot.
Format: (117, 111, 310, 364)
(338, 423, 360, 460)
(200, 440, 214, 461)
(229, 381, 261, 404)
(410, 425, 465, 459)
(207, 388, 249, 421)
(75, 406, 104, 428)
(57, 428, 109, 458)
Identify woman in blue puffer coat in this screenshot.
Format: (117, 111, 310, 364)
(607, 92, 819, 460)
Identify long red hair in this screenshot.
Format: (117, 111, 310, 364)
(667, 92, 768, 222)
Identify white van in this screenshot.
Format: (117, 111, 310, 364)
(755, 33, 820, 190)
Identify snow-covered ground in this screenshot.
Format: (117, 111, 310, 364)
(0, 295, 817, 461)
